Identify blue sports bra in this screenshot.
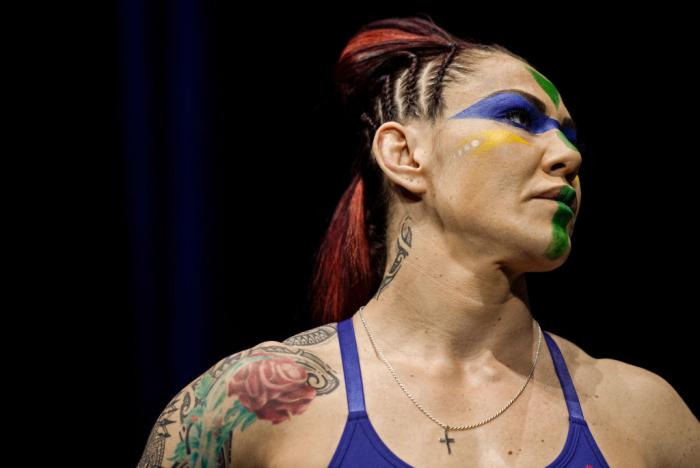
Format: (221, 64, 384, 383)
(328, 316, 610, 467)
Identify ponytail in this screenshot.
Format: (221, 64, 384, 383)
(309, 173, 377, 324)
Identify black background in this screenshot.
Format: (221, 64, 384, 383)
(25, 3, 698, 466)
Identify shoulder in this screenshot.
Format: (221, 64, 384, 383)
(138, 325, 344, 468)
(598, 357, 700, 467)
(546, 331, 700, 467)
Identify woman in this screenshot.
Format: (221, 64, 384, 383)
(138, 16, 699, 467)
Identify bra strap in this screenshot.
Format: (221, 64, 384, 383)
(337, 317, 367, 414)
(543, 330, 585, 423)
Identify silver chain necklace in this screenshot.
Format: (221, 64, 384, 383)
(357, 305, 543, 455)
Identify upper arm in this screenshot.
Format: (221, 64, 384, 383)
(615, 361, 700, 467)
(137, 345, 270, 468)
(137, 380, 209, 468)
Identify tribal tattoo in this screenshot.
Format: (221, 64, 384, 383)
(282, 323, 338, 346)
(374, 214, 413, 300)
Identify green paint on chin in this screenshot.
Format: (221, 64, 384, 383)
(543, 203, 574, 260)
(525, 64, 561, 110)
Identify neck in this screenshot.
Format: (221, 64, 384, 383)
(356, 225, 540, 383)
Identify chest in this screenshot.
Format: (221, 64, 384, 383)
(257, 364, 650, 468)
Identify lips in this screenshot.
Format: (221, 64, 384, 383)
(535, 185, 578, 214)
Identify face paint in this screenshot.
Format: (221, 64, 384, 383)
(522, 67, 580, 260)
(543, 184, 577, 260)
(524, 65, 560, 110)
(556, 128, 578, 151)
(448, 90, 580, 261)
(450, 128, 532, 158)
(448, 92, 577, 146)
(524, 65, 582, 152)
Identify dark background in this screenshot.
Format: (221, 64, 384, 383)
(32, 3, 697, 466)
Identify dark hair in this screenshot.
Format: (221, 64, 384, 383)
(309, 15, 527, 324)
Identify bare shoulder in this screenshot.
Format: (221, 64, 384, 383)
(596, 356, 700, 467)
(546, 331, 700, 467)
(136, 328, 344, 468)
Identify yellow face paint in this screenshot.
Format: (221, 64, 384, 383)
(451, 128, 533, 158)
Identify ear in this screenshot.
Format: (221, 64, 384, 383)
(371, 121, 429, 195)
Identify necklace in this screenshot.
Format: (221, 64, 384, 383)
(357, 305, 543, 455)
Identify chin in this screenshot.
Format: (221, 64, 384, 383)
(501, 245, 571, 275)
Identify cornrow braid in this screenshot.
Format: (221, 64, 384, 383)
(380, 73, 397, 122)
(426, 42, 458, 121)
(360, 111, 378, 134)
(366, 51, 423, 138)
(398, 51, 421, 120)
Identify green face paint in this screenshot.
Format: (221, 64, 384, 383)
(543, 185, 577, 260)
(556, 128, 578, 151)
(516, 67, 576, 259)
(524, 64, 561, 110)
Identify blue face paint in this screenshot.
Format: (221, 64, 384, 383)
(448, 91, 578, 147)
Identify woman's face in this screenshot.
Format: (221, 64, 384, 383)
(427, 52, 582, 270)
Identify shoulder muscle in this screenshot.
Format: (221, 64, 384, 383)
(601, 359, 700, 467)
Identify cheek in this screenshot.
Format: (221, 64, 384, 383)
(435, 128, 539, 221)
(442, 127, 536, 190)
(434, 163, 515, 225)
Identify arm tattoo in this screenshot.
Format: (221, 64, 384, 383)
(374, 214, 413, 300)
(137, 344, 340, 467)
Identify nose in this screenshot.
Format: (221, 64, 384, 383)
(542, 128, 582, 185)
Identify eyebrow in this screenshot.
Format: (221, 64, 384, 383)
(482, 88, 577, 131)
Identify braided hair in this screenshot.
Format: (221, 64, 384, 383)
(309, 15, 528, 324)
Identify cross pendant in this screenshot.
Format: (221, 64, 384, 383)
(439, 428, 455, 454)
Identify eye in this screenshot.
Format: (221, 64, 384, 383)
(502, 108, 533, 128)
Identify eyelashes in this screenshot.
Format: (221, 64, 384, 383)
(501, 107, 534, 129)
(500, 106, 579, 148)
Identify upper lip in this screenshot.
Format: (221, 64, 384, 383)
(534, 185, 578, 213)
